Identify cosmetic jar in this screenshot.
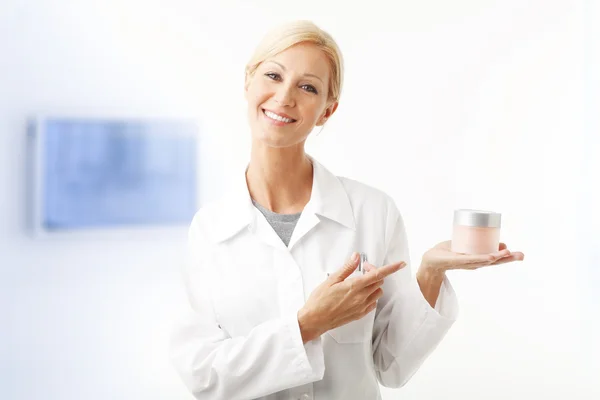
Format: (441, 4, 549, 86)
(451, 209, 501, 254)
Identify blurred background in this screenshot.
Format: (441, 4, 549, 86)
(1, 0, 598, 399)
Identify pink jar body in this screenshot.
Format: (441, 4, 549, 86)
(451, 224, 500, 254)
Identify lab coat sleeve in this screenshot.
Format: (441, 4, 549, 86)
(169, 216, 325, 400)
(371, 199, 459, 388)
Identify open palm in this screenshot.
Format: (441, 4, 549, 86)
(422, 241, 525, 271)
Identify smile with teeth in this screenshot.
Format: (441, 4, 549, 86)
(263, 109, 296, 123)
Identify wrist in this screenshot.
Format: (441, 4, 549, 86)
(419, 260, 447, 276)
(416, 263, 446, 309)
(297, 307, 322, 343)
(417, 262, 446, 281)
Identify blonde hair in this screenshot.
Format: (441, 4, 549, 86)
(245, 20, 344, 102)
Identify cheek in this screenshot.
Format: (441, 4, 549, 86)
(303, 102, 326, 123)
(249, 80, 272, 103)
(247, 87, 260, 105)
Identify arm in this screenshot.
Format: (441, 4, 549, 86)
(169, 216, 325, 400)
(371, 200, 458, 388)
(416, 266, 446, 308)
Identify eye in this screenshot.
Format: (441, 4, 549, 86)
(301, 84, 318, 94)
(264, 72, 281, 81)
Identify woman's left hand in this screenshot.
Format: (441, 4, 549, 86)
(421, 241, 525, 273)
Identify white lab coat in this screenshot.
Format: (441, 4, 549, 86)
(169, 155, 458, 400)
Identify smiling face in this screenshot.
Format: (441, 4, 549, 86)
(244, 42, 338, 149)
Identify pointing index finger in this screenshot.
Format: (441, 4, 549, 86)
(358, 261, 406, 287)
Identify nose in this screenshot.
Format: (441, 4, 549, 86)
(274, 83, 295, 107)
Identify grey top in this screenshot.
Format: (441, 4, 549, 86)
(252, 199, 302, 247)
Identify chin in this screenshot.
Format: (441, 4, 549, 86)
(254, 131, 305, 149)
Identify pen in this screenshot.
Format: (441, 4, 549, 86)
(358, 252, 367, 274)
(326, 252, 368, 278)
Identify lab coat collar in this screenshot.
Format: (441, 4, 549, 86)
(209, 154, 356, 244)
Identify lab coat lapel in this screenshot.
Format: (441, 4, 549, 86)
(210, 156, 356, 250)
(251, 208, 289, 250)
(287, 208, 320, 251)
(288, 156, 357, 250)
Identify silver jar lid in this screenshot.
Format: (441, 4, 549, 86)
(453, 209, 501, 228)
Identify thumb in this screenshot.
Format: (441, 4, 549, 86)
(330, 252, 360, 282)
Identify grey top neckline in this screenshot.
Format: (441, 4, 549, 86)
(251, 199, 302, 222)
(251, 198, 302, 247)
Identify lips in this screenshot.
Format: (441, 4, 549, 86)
(262, 108, 297, 123)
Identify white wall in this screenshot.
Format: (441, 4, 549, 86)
(1, 0, 597, 399)
(582, 0, 600, 390)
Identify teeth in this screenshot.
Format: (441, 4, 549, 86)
(264, 110, 294, 123)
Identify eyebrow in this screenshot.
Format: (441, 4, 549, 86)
(266, 61, 324, 83)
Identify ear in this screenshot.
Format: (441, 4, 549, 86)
(316, 101, 339, 126)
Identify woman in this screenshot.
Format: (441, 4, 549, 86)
(169, 20, 524, 400)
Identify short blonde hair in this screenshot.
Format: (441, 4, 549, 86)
(245, 20, 344, 102)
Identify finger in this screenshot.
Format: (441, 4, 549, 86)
(462, 252, 525, 270)
(499, 243, 508, 251)
(455, 249, 511, 265)
(361, 263, 386, 291)
(365, 287, 384, 304)
(363, 263, 376, 273)
(491, 252, 525, 265)
(491, 249, 512, 260)
(363, 277, 385, 293)
(362, 301, 378, 316)
(329, 252, 360, 282)
(359, 261, 406, 287)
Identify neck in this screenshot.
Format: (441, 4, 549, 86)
(246, 142, 313, 214)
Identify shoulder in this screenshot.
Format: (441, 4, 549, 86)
(186, 207, 211, 245)
(334, 174, 405, 247)
(337, 175, 399, 216)
(186, 186, 253, 245)
(186, 200, 225, 241)
(335, 174, 407, 253)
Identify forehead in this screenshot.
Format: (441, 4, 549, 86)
(264, 42, 331, 81)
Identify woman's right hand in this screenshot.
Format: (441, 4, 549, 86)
(297, 252, 406, 343)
